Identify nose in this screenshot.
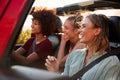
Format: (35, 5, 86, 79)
(78, 28, 82, 34)
(31, 23, 34, 28)
(62, 27, 65, 33)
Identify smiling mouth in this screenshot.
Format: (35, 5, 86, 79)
(79, 34, 82, 39)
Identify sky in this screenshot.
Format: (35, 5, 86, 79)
(23, 0, 94, 30)
(33, 0, 93, 8)
(22, 0, 120, 30)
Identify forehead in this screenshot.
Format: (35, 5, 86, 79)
(82, 17, 93, 26)
(32, 18, 39, 21)
(32, 19, 40, 24)
(64, 20, 73, 27)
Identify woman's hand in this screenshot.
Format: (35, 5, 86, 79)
(45, 55, 59, 72)
(61, 33, 69, 44)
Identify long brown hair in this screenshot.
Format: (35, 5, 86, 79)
(86, 14, 110, 54)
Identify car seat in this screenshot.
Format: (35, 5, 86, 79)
(48, 16, 62, 56)
(109, 16, 120, 60)
(48, 34, 61, 56)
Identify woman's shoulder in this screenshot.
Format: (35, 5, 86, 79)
(23, 37, 35, 45)
(71, 48, 87, 54)
(104, 55, 119, 64)
(39, 38, 52, 47)
(27, 37, 35, 42)
(43, 38, 51, 43)
(99, 54, 120, 69)
(68, 48, 87, 59)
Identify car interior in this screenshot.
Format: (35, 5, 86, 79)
(109, 16, 120, 59)
(0, 0, 120, 80)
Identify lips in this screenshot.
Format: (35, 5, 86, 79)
(79, 34, 82, 39)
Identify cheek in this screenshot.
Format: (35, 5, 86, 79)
(63, 29, 69, 35)
(63, 28, 67, 33)
(33, 25, 41, 33)
(67, 30, 74, 37)
(85, 35, 93, 41)
(37, 26, 41, 31)
(80, 30, 95, 43)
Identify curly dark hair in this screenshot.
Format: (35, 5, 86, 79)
(32, 9, 57, 36)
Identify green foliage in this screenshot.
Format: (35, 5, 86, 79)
(16, 29, 31, 44)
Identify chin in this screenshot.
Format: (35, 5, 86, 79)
(80, 39, 85, 43)
(80, 40, 83, 43)
(31, 31, 35, 33)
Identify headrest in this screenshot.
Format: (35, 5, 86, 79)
(54, 16, 62, 33)
(109, 16, 120, 43)
(57, 16, 62, 29)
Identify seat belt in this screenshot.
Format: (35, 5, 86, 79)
(32, 38, 36, 52)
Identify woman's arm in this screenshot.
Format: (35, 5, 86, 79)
(59, 53, 69, 66)
(11, 47, 39, 65)
(57, 34, 69, 65)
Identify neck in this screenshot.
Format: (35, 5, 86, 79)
(35, 34, 46, 43)
(70, 36, 79, 46)
(87, 43, 97, 56)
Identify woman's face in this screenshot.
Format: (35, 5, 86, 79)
(31, 19, 41, 34)
(63, 20, 79, 40)
(79, 18, 99, 44)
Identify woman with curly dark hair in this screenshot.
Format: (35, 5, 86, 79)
(11, 9, 57, 69)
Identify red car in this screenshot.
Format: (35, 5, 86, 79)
(0, 0, 120, 80)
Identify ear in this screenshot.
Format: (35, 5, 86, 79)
(94, 28, 101, 36)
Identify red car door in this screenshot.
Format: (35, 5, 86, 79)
(0, 0, 34, 60)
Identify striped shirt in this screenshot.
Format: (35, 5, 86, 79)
(63, 48, 120, 80)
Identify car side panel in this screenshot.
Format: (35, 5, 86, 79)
(0, 0, 32, 58)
